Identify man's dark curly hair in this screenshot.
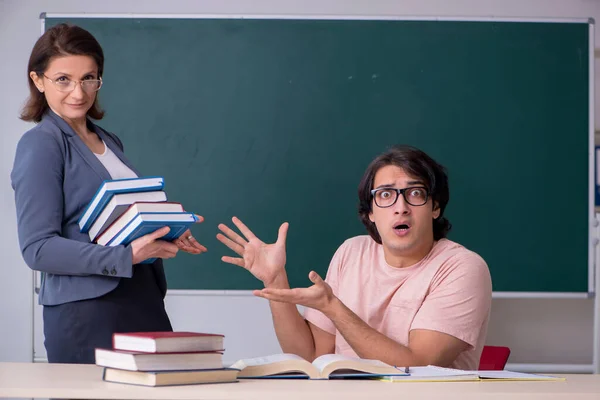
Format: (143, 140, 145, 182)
(357, 145, 451, 243)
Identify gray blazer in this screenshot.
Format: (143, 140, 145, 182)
(11, 110, 167, 306)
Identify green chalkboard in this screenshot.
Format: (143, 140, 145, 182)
(46, 17, 592, 292)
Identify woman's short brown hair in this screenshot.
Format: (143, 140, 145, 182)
(20, 23, 105, 122)
(357, 145, 452, 243)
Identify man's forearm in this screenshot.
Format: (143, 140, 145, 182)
(325, 297, 416, 366)
(268, 274, 316, 361)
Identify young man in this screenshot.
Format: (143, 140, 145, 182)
(217, 145, 492, 370)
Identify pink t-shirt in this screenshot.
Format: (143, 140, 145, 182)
(303, 236, 492, 370)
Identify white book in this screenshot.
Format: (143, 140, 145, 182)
(78, 176, 164, 232)
(88, 191, 168, 241)
(95, 348, 223, 371)
(96, 202, 184, 246)
(378, 366, 480, 382)
(379, 365, 564, 382)
(106, 212, 197, 247)
(104, 212, 197, 264)
(476, 370, 565, 381)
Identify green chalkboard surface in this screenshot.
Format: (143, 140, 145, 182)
(46, 17, 591, 292)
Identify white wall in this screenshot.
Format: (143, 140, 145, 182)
(2, 0, 599, 369)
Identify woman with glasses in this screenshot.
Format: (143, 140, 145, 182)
(11, 23, 207, 364)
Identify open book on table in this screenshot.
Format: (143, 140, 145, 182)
(378, 365, 565, 382)
(229, 353, 407, 380)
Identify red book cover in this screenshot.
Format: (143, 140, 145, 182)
(97, 348, 224, 355)
(115, 332, 224, 339)
(112, 331, 225, 353)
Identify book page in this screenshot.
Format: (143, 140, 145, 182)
(406, 366, 477, 377)
(230, 353, 305, 370)
(476, 370, 564, 380)
(379, 366, 479, 382)
(312, 354, 389, 374)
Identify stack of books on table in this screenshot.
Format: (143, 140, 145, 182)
(78, 177, 198, 262)
(95, 331, 238, 387)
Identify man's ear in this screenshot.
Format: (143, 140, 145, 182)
(433, 202, 441, 219)
(29, 71, 44, 93)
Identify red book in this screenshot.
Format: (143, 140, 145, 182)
(112, 332, 225, 353)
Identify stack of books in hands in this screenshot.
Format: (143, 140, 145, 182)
(78, 177, 198, 262)
(95, 331, 238, 386)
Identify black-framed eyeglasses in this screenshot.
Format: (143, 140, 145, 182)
(42, 74, 103, 93)
(370, 187, 429, 208)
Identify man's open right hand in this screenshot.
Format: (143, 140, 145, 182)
(217, 217, 289, 287)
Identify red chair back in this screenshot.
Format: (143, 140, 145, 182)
(479, 345, 511, 370)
